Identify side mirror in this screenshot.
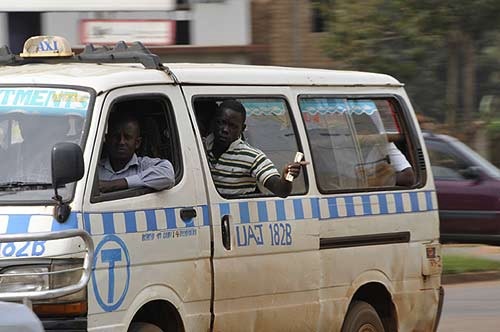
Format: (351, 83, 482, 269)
(51, 142, 84, 223)
(461, 166, 482, 181)
(52, 142, 84, 188)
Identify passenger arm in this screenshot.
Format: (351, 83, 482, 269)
(387, 143, 415, 187)
(126, 157, 175, 191)
(99, 178, 128, 193)
(396, 167, 415, 187)
(264, 162, 307, 198)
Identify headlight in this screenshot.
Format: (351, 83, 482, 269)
(0, 259, 84, 294)
(0, 265, 49, 293)
(34, 260, 87, 317)
(0, 260, 87, 317)
(48, 260, 86, 303)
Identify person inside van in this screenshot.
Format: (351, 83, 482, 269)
(194, 99, 218, 139)
(359, 140, 415, 187)
(388, 142, 415, 186)
(355, 113, 415, 187)
(206, 99, 307, 198)
(7, 114, 70, 183)
(98, 111, 175, 193)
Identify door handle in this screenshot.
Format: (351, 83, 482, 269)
(221, 215, 231, 250)
(180, 208, 197, 221)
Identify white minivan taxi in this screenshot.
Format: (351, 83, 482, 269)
(0, 36, 443, 332)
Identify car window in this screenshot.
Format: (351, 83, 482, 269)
(430, 165, 464, 180)
(91, 96, 181, 202)
(426, 139, 469, 180)
(299, 97, 416, 192)
(0, 87, 90, 202)
(300, 99, 356, 190)
(193, 96, 306, 198)
(242, 98, 306, 195)
(450, 138, 500, 179)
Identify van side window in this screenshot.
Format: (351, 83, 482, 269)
(299, 97, 416, 192)
(193, 97, 306, 197)
(91, 97, 181, 202)
(242, 98, 306, 195)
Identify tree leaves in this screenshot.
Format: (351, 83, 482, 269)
(319, 0, 500, 123)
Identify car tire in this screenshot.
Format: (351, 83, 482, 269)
(128, 322, 164, 332)
(341, 300, 385, 332)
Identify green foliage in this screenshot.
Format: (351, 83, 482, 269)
(443, 255, 500, 275)
(319, 0, 500, 122)
(486, 119, 500, 136)
(320, 0, 445, 119)
(321, 0, 441, 74)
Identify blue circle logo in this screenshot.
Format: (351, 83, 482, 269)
(91, 235, 130, 312)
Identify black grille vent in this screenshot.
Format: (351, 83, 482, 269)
(417, 148, 426, 171)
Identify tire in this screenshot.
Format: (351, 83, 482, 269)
(128, 322, 164, 332)
(341, 301, 385, 332)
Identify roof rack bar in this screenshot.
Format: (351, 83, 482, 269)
(76, 41, 162, 70)
(0, 45, 20, 65)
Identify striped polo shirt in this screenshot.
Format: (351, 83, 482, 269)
(207, 136, 280, 196)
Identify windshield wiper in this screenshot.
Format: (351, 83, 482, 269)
(0, 181, 54, 190)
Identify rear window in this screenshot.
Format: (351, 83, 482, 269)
(299, 96, 419, 193)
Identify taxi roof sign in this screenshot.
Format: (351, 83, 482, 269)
(20, 36, 74, 58)
(1, 35, 165, 71)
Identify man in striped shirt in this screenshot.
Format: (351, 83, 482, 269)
(207, 99, 307, 198)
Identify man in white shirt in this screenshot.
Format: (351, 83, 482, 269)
(387, 142, 415, 186)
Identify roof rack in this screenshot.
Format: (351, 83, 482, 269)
(0, 40, 164, 70)
(0, 45, 19, 65)
(76, 41, 162, 70)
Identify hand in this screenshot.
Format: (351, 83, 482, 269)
(283, 161, 310, 180)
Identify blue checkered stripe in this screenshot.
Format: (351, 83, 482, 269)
(216, 198, 320, 223)
(0, 191, 435, 234)
(0, 213, 79, 234)
(215, 190, 436, 224)
(83, 205, 210, 236)
(319, 190, 437, 220)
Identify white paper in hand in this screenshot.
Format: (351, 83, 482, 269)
(285, 152, 304, 182)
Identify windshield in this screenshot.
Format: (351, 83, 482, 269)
(450, 138, 500, 179)
(0, 87, 91, 202)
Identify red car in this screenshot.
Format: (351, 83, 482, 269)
(424, 132, 500, 244)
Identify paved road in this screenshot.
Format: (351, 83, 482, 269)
(438, 280, 500, 332)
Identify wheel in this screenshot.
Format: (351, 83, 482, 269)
(341, 301, 385, 332)
(128, 322, 164, 332)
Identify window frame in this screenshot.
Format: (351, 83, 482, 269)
(298, 93, 425, 194)
(90, 93, 182, 203)
(191, 94, 308, 199)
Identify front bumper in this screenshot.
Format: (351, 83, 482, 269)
(42, 316, 87, 332)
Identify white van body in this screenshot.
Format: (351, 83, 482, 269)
(0, 40, 443, 332)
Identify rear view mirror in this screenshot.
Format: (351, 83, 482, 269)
(51, 142, 84, 188)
